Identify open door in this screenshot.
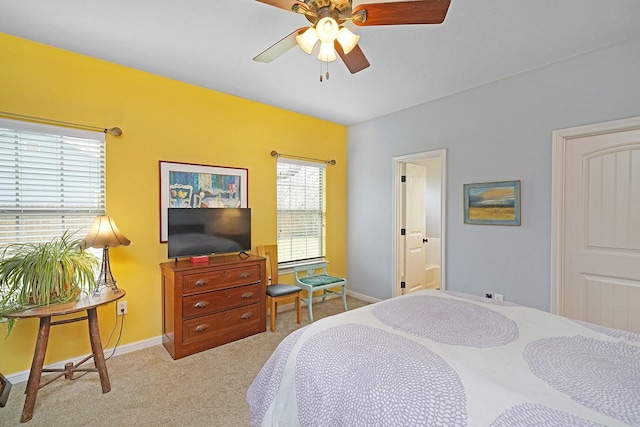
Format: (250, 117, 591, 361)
(393, 149, 446, 297)
(402, 163, 427, 294)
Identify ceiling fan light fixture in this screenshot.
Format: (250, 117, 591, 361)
(316, 16, 339, 43)
(317, 41, 337, 62)
(336, 27, 360, 54)
(255, 0, 451, 75)
(296, 27, 319, 54)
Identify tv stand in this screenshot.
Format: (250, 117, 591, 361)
(238, 251, 249, 259)
(160, 254, 266, 359)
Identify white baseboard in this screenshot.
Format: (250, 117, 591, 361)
(6, 335, 163, 385)
(346, 290, 381, 304)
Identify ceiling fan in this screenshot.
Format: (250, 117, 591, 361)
(253, 0, 451, 78)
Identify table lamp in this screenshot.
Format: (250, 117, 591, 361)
(82, 215, 131, 295)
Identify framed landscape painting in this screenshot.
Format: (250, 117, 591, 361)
(463, 180, 521, 225)
(159, 161, 248, 242)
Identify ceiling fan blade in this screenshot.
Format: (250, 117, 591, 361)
(335, 42, 370, 74)
(253, 28, 307, 63)
(352, 0, 451, 26)
(255, 0, 307, 13)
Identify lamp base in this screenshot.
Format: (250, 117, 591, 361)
(92, 283, 122, 297)
(93, 247, 122, 296)
(92, 281, 121, 296)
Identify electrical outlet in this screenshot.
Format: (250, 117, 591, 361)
(117, 301, 128, 315)
(494, 293, 504, 301)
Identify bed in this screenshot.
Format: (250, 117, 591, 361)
(246, 289, 640, 426)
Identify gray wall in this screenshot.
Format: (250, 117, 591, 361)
(347, 36, 640, 311)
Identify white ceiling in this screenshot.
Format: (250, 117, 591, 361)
(2, 1, 640, 125)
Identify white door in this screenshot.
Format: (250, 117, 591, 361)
(393, 149, 446, 297)
(403, 163, 427, 294)
(562, 128, 640, 332)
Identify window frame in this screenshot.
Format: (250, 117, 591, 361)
(276, 157, 327, 268)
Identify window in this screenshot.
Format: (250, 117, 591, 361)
(0, 119, 106, 245)
(276, 158, 326, 265)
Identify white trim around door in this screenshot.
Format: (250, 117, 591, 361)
(392, 149, 447, 297)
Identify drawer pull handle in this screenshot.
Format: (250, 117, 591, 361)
(240, 312, 252, 319)
(195, 279, 209, 287)
(240, 272, 250, 278)
(194, 324, 209, 332)
(241, 292, 254, 299)
(194, 301, 209, 308)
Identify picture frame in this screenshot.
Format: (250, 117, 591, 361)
(159, 161, 248, 242)
(0, 372, 11, 407)
(463, 180, 521, 225)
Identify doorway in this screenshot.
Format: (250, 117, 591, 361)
(393, 149, 447, 297)
(552, 116, 640, 333)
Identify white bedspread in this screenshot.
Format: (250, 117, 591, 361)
(247, 290, 640, 426)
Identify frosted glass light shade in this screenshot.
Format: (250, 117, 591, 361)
(317, 41, 337, 62)
(296, 27, 318, 55)
(337, 27, 360, 54)
(316, 17, 339, 43)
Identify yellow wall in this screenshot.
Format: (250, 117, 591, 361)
(0, 33, 346, 375)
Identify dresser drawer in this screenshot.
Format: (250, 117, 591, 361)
(182, 283, 261, 318)
(182, 265, 261, 294)
(182, 303, 262, 345)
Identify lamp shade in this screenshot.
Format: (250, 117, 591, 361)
(296, 27, 319, 54)
(316, 17, 339, 43)
(336, 27, 360, 54)
(317, 41, 337, 62)
(83, 215, 131, 249)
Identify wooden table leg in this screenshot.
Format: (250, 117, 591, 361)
(21, 316, 51, 423)
(86, 307, 111, 393)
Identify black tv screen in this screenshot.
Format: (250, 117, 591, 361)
(167, 208, 251, 259)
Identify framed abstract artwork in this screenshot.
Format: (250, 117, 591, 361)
(463, 180, 521, 225)
(159, 161, 248, 242)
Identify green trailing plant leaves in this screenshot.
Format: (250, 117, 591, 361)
(0, 230, 99, 336)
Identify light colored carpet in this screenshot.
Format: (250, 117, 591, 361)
(1, 296, 370, 427)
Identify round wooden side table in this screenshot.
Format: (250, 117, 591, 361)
(5, 289, 125, 423)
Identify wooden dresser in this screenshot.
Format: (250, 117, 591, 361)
(160, 254, 266, 359)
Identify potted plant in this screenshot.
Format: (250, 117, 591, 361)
(0, 230, 99, 334)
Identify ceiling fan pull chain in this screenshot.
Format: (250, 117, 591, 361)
(319, 59, 329, 82)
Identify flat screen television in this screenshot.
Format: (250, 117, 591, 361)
(167, 208, 251, 259)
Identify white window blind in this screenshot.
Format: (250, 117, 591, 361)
(0, 118, 106, 245)
(276, 158, 326, 264)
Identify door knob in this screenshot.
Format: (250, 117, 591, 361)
(422, 238, 429, 243)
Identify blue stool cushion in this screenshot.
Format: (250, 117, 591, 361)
(266, 284, 302, 298)
(298, 274, 344, 287)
